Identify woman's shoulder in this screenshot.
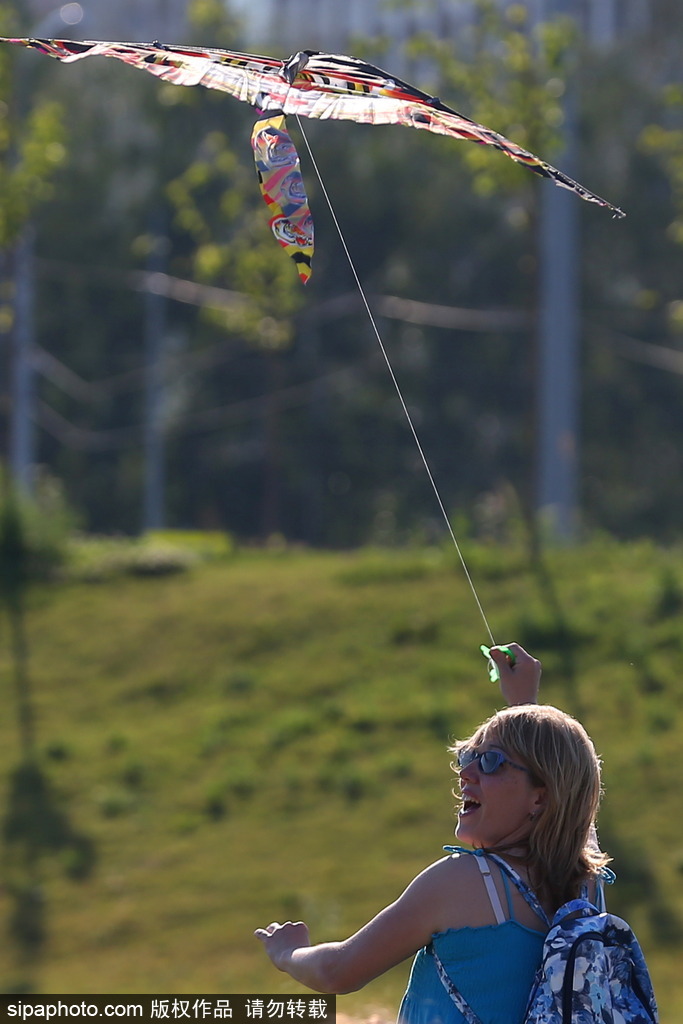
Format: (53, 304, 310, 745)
(403, 849, 507, 933)
(439, 846, 515, 885)
(401, 850, 487, 911)
(413, 848, 485, 887)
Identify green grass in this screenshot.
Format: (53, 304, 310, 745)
(1, 540, 682, 1019)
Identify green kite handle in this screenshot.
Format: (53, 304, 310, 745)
(480, 644, 516, 683)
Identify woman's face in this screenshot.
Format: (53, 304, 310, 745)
(455, 736, 546, 849)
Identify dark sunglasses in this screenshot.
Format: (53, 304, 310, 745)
(457, 747, 529, 776)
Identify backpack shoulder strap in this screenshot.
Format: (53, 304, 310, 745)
(551, 897, 599, 926)
(430, 945, 485, 1024)
(479, 852, 551, 928)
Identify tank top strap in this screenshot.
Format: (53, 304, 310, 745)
(498, 866, 517, 920)
(479, 852, 551, 927)
(471, 850, 507, 923)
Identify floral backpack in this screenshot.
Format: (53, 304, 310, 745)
(432, 850, 658, 1024)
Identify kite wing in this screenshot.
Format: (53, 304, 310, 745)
(280, 51, 625, 218)
(251, 112, 314, 283)
(0, 37, 623, 220)
(0, 37, 287, 104)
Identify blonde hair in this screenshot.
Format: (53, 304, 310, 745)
(450, 704, 611, 909)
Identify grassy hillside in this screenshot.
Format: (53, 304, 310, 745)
(1, 539, 682, 1019)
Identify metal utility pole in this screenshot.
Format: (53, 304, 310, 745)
(9, 229, 36, 494)
(142, 232, 169, 532)
(587, 0, 617, 46)
(535, 0, 580, 541)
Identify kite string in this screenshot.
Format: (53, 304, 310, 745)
(295, 117, 496, 647)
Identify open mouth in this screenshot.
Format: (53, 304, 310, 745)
(460, 797, 481, 816)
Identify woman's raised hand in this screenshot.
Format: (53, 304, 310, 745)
(489, 643, 541, 705)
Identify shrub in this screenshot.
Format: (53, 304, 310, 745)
(0, 468, 73, 592)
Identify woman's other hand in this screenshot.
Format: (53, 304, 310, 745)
(254, 920, 311, 972)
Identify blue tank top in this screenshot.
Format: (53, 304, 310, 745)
(398, 851, 547, 1024)
(398, 920, 546, 1024)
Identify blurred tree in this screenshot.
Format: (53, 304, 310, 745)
(166, 121, 306, 535)
(0, 470, 93, 979)
(580, 30, 683, 541)
(4, 0, 682, 545)
(0, 468, 71, 758)
(403, 0, 577, 536)
(0, 5, 66, 248)
(641, 84, 683, 248)
(0, 1, 66, 481)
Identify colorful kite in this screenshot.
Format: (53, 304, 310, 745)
(0, 37, 625, 281)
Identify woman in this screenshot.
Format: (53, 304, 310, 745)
(255, 643, 611, 1023)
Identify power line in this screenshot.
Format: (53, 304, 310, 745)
(33, 359, 373, 451)
(33, 259, 532, 403)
